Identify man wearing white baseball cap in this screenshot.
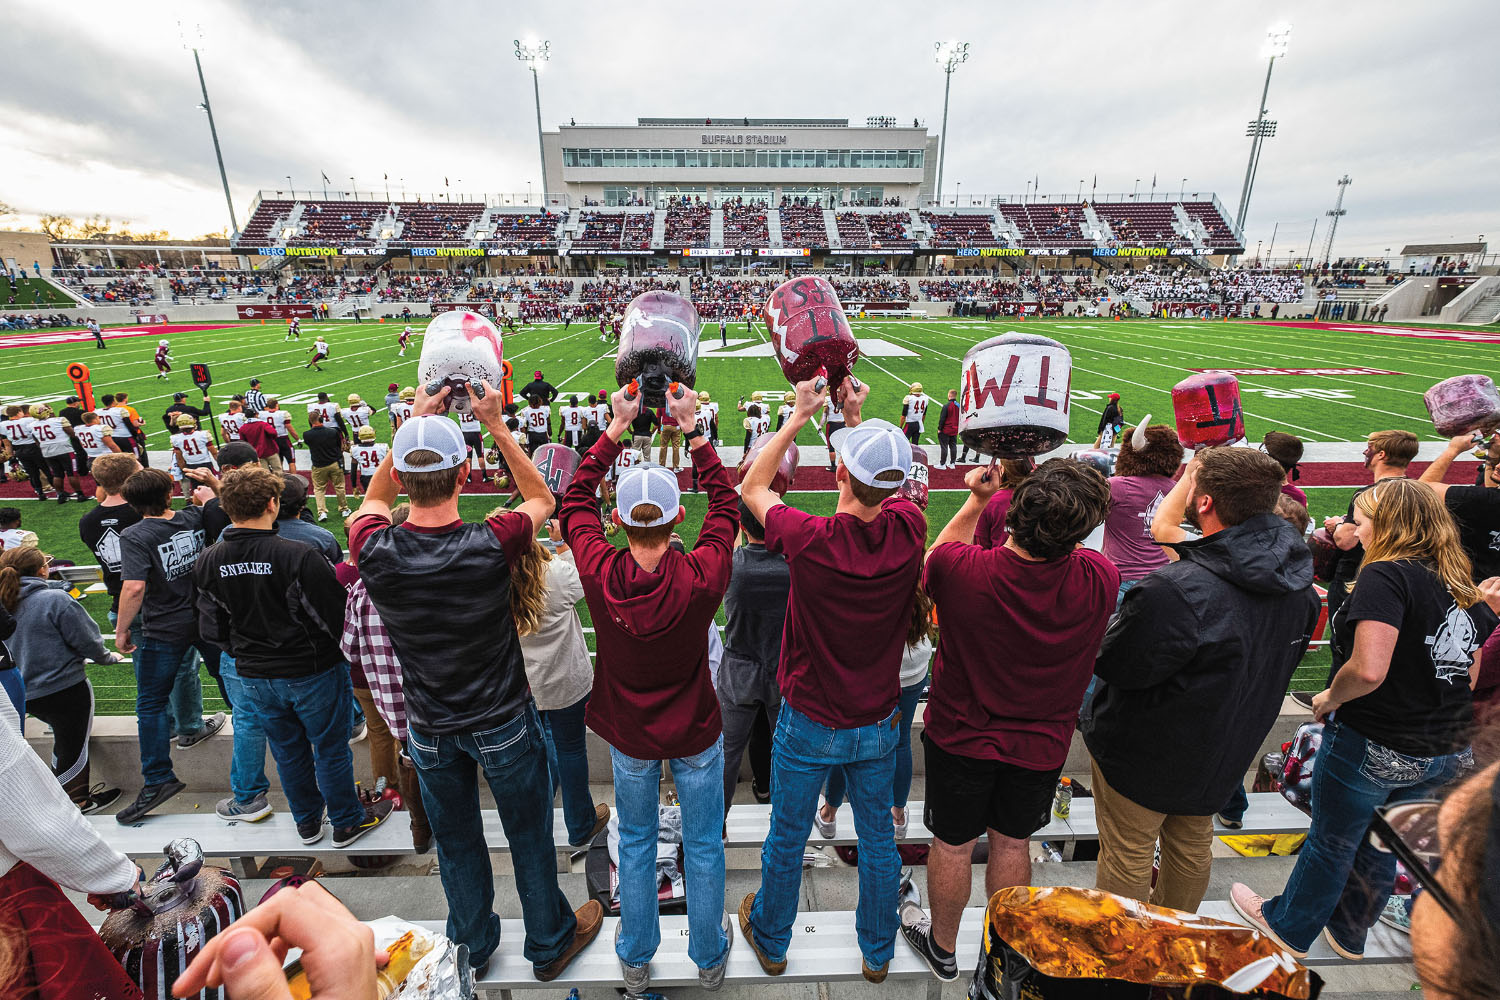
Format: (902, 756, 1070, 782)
(737, 377, 926, 983)
(346, 382, 603, 982)
(559, 383, 738, 993)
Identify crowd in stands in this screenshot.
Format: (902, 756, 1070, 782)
(920, 212, 1005, 248)
(574, 212, 654, 252)
(0, 311, 74, 329)
(294, 203, 384, 245)
(1105, 267, 1306, 304)
(663, 205, 713, 248)
(777, 203, 829, 247)
(473, 278, 574, 301)
(272, 273, 377, 305)
(477, 212, 560, 251)
(722, 202, 770, 250)
(0, 372, 1493, 997)
(576, 277, 679, 316)
(75, 279, 154, 305)
(376, 273, 471, 304)
(827, 278, 910, 302)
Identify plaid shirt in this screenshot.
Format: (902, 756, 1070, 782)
(339, 578, 408, 740)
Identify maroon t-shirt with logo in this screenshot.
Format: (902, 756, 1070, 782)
(765, 499, 926, 728)
(924, 542, 1119, 770)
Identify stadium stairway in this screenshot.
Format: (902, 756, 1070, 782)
(651, 209, 667, 250)
(711, 210, 725, 249)
(766, 210, 784, 248)
(823, 209, 839, 249)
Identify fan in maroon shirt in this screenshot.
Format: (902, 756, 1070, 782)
(236, 416, 279, 461)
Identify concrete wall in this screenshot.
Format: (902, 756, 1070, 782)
(0, 230, 54, 274)
(1373, 275, 1439, 321)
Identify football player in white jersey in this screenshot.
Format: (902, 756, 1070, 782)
(900, 381, 932, 445)
(519, 397, 551, 455)
(350, 425, 389, 497)
(776, 391, 795, 431)
(391, 387, 416, 429)
(0, 403, 47, 499)
(558, 395, 585, 450)
(73, 412, 118, 463)
(32, 404, 85, 503)
(170, 414, 219, 480)
(820, 392, 846, 471)
(398, 325, 414, 356)
(589, 390, 611, 431)
(341, 394, 373, 434)
(219, 400, 247, 442)
(697, 390, 720, 444)
(689, 392, 720, 493)
(305, 336, 330, 370)
(741, 404, 770, 449)
(455, 407, 491, 484)
(307, 392, 340, 428)
(262, 397, 300, 473)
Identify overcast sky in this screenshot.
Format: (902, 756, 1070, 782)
(4, 0, 1496, 257)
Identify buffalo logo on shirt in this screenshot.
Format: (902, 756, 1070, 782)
(1137, 491, 1167, 538)
(157, 530, 205, 582)
(1426, 601, 1480, 683)
(94, 528, 123, 572)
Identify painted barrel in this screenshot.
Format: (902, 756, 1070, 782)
(898, 444, 931, 510)
(1308, 526, 1339, 582)
(615, 291, 701, 406)
(100, 866, 244, 999)
(1424, 374, 1500, 437)
(533, 443, 582, 502)
(761, 276, 860, 391)
(1171, 372, 1245, 449)
(416, 310, 505, 415)
(1071, 448, 1115, 476)
(737, 432, 800, 496)
(958, 333, 1072, 458)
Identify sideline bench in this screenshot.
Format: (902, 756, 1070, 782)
(92, 793, 1312, 859)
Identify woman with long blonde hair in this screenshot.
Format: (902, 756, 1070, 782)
(1233, 477, 1495, 961)
(507, 514, 609, 847)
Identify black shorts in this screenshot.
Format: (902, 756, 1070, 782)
(824, 420, 845, 446)
(526, 432, 548, 453)
(462, 431, 484, 454)
(277, 438, 294, 462)
(43, 454, 75, 478)
(921, 732, 1061, 844)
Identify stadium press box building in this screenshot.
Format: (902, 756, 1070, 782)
(543, 117, 937, 210)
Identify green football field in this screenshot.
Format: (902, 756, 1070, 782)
(2, 313, 1484, 712)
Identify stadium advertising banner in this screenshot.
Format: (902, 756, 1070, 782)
(567, 248, 655, 255)
(757, 248, 812, 257)
(829, 249, 916, 256)
(236, 304, 318, 319)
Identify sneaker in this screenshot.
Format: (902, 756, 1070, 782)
(177, 712, 227, 749)
(115, 780, 186, 824)
(893, 806, 909, 839)
(738, 893, 785, 975)
(348, 721, 367, 746)
(616, 924, 651, 994)
(1290, 690, 1316, 711)
(77, 784, 121, 815)
(534, 900, 604, 982)
(751, 781, 771, 805)
(1215, 812, 1244, 830)
(298, 813, 326, 845)
(317, 510, 328, 522)
(338, 507, 351, 518)
(899, 899, 959, 981)
(1228, 883, 1307, 958)
(1322, 926, 1365, 961)
(814, 795, 837, 839)
(332, 798, 394, 848)
(569, 801, 611, 848)
(699, 912, 733, 991)
(1377, 895, 1412, 935)
(862, 959, 889, 984)
(216, 793, 273, 823)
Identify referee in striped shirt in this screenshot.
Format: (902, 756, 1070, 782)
(245, 379, 268, 417)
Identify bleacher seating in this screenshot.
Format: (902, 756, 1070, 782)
(1183, 201, 1240, 249)
(237, 199, 292, 245)
(1094, 203, 1187, 247)
(996, 204, 1091, 249)
(291, 202, 386, 247)
(476, 209, 560, 251)
(920, 211, 1004, 248)
(722, 204, 769, 250)
(662, 204, 712, 249)
(393, 202, 485, 246)
(778, 204, 829, 248)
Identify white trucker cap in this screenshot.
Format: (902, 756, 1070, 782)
(829, 418, 912, 488)
(615, 463, 681, 527)
(392, 414, 467, 473)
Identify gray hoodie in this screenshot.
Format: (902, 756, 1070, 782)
(9, 577, 109, 699)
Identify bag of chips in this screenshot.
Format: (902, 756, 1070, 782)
(968, 886, 1322, 999)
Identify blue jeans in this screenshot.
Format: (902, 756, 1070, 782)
(610, 738, 729, 971)
(1261, 720, 1468, 953)
(825, 680, 923, 810)
(1220, 784, 1249, 824)
(218, 654, 270, 804)
(133, 637, 216, 786)
(169, 646, 204, 738)
(539, 694, 598, 845)
(233, 666, 364, 829)
(407, 703, 577, 972)
(750, 703, 902, 967)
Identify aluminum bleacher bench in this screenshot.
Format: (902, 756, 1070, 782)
(93, 793, 1312, 859)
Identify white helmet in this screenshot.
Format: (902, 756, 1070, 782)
(158, 339, 169, 347)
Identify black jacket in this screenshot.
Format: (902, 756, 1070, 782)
(162, 400, 211, 432)
(194, 526, 346, 679)
(1084, 513, 1319, 815)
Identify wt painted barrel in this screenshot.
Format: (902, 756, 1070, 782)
(958, 333, 1072, 458)
(761, 276, 860, 392)
(1171, 372, 1245, 449)
(533, 443, 582, 502)
(898, 444, 930, 510)
(616, 291, 701, 406)
(416, 310, 505, 415)
(737, 432, 800, 496)
(1424, 374, 1500, 437)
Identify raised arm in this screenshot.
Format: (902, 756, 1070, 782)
(1417, 434, 1473, 499)
(472, 379, 553, 532)
(743, 377, 825, 524)
(930, 464, 1001, 557)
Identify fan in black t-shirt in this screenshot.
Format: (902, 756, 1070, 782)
(78, 501, 142, 614)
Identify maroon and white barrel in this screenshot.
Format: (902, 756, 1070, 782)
(737, 433, 800, 496)
(416, 310, 505, 415)
(1171, 372, 1245, 449)
(761, 276, 860, 392)
(532, 443, 582, 502)
(1424, 375, 1500, 437)
(898, 444, 930, 510)
(616, 291, 702, 406)
(958, 333, 1072, 459)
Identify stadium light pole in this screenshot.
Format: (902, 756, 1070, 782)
(181, 23, 239, 235)
(1234, 23, 1291, 235)
(933, 41, 969, 208)
(514, 38, 551, 204)
(1321, 175, 1352, 266)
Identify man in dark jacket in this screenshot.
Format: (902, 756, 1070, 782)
(195, 466, 391, 849)
(523, 370, 558, 405)
(1084, 447, 1318, 912)
(162, 392, 211, 433)
(716, 499, 790, 815)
